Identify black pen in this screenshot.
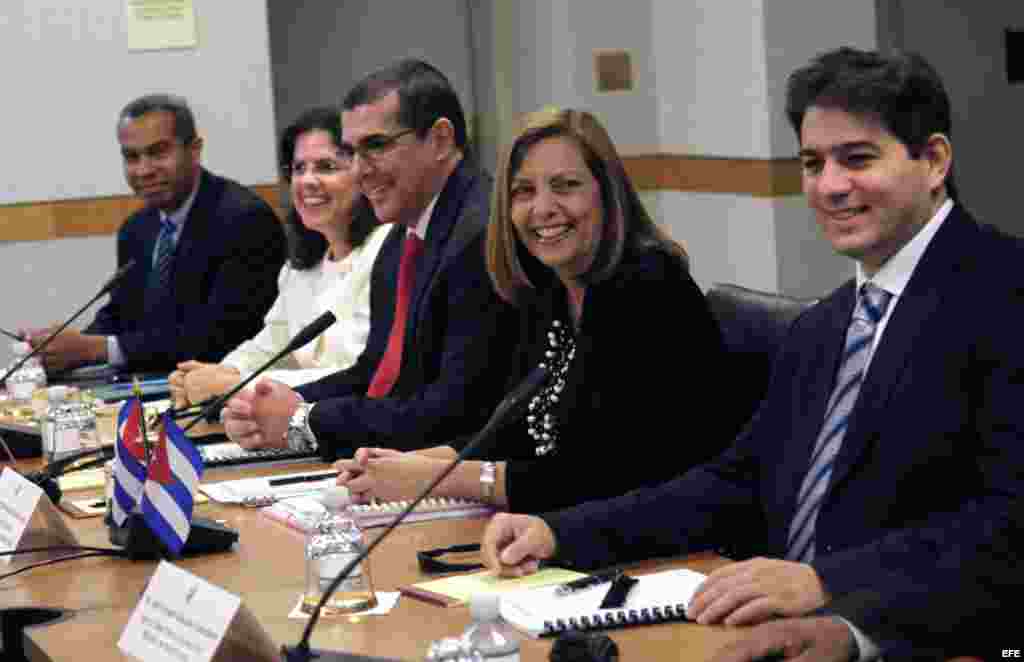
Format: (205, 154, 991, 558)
(268, 471, 339, 487)
(554, 569, 621, 596)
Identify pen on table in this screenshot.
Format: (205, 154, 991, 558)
(598, 573, 639, 609)
(554, 569, 622, 596)
(0, 327, 24, 342)
(268, 471, 339, 487)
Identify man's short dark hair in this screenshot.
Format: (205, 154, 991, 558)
(342, 59, 469, 151)
(786, 47, 957, 199)
(118, 93, 198, 145)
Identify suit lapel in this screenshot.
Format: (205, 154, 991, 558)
(170, 170, 214, 300)
(827, 207, 975, 491)
(781, 283, 856, 504)
(408, 161, 473, 329)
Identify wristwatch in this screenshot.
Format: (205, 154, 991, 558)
(480, 462, 496, 502)
(286, 401, 318, 453)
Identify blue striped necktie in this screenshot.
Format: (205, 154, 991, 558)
(147, 218, 176, 304)
(786, 282, 892, 563)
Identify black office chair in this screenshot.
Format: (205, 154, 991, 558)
(706, 283, 818, 436)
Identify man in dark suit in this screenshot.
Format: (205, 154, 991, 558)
(24, 94, 284, 374)
(481, 48, 1023, 660)
(222, 60, 512, 457)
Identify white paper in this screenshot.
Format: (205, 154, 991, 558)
(0, 467, 43, 564)
(124, 0, 198, 51)
(500, 568, 706, 636)
(201, 470, 340, 504)
(118, 561, 241, 662)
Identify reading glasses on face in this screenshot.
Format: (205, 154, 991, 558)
(338, 127, 417, 167)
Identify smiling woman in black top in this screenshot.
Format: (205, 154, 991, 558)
(335, 107, 731, 513)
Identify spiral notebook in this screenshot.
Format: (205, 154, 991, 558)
(499, 568, 706, 638)
(261, 495, 493, 532)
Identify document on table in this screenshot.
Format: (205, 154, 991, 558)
(201, 470, 341, 504)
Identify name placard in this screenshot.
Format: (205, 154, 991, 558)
(0, 468, 42, 563)
(119, 561, 278, 662)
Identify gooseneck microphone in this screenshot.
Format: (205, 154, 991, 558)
(175, 310, 337, 433)
(282, 365, 550, 662)
(0, 259, 137, 386)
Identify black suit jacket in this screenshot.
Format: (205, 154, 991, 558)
(86, 168, 285, 372)
(297, 160, 515, 456)
(493, 247, 731, 513)
(545, 205, 1024, 659)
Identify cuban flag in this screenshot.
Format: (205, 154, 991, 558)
(139, 412, 204, 556)
(111, 397, 147, 526)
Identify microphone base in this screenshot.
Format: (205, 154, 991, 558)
(280, 645, 401, 661)
(110, 514, 238, 559)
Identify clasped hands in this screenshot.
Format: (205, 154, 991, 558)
(480, 514, 852, 661)
(221, 377, 300, 449)
(168, 360, 241, 408)
(335, 447, 455, 503)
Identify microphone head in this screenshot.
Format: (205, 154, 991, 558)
(286, 311, 337, 353)
(102, 259, 138, 293)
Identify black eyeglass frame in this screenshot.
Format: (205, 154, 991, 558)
(416, 543, 484, 574)
(338, 127, 418, 167)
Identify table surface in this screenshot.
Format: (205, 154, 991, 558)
(3, 457, 743, 661)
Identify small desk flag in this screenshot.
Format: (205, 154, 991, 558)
(112, 397, 146, 526)
(139, 412, 204, 555)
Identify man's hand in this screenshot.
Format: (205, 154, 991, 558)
(716, 616, 855, 662)
(688, 557, 830, 626)
(24, 326, 106, 372)
(481, 513, 557, 578)
(222, 378, 298, 450)
(335, 447, 415, 502)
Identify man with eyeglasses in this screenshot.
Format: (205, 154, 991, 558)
(21, 94, 284, 374)
(223, 60, 514, 461)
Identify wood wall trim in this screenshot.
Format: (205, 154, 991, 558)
(0, 156, 799, 244)
(622, 154, 802, 197)
(0, 184, 284, 243)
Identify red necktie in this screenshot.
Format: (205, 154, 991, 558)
(367, 233, 424, 398)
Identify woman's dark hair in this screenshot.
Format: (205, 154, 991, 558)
(279, 107, 379, 270)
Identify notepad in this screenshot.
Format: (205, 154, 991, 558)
(499, 568, 706, 638)
(402, 567, 588, 607)
(259, 494, 494, 534)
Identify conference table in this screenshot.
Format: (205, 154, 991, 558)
(3, 454, 745, 661)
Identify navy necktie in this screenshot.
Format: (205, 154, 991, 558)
(146, 218, 177, 309)
(786, 282, 892, 563)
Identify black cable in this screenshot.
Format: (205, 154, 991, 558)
(0, 551, 121, 581)
(0, 544, 128, 557)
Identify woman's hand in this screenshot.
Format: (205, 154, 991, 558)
(335, 448, 444, 503)
(175, 361, 241, 405)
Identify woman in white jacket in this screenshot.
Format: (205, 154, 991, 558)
(169, 107, 390, 407)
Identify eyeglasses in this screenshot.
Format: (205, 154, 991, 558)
(416, 543, 484, 574)
(338, 128, 417, 167)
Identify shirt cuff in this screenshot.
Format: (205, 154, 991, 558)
(106, 336, 125, 366)
(837, 616, 880, 661)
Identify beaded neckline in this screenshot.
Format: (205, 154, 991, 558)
(527, 318, 577, 456)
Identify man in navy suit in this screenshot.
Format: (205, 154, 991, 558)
(24, 94, 284, 373)
(223, 60, 512, 457)
(481, 48, 1023, 660)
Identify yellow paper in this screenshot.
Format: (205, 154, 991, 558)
(125, 0, 198, 51)
(412, 567, 587, 605)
